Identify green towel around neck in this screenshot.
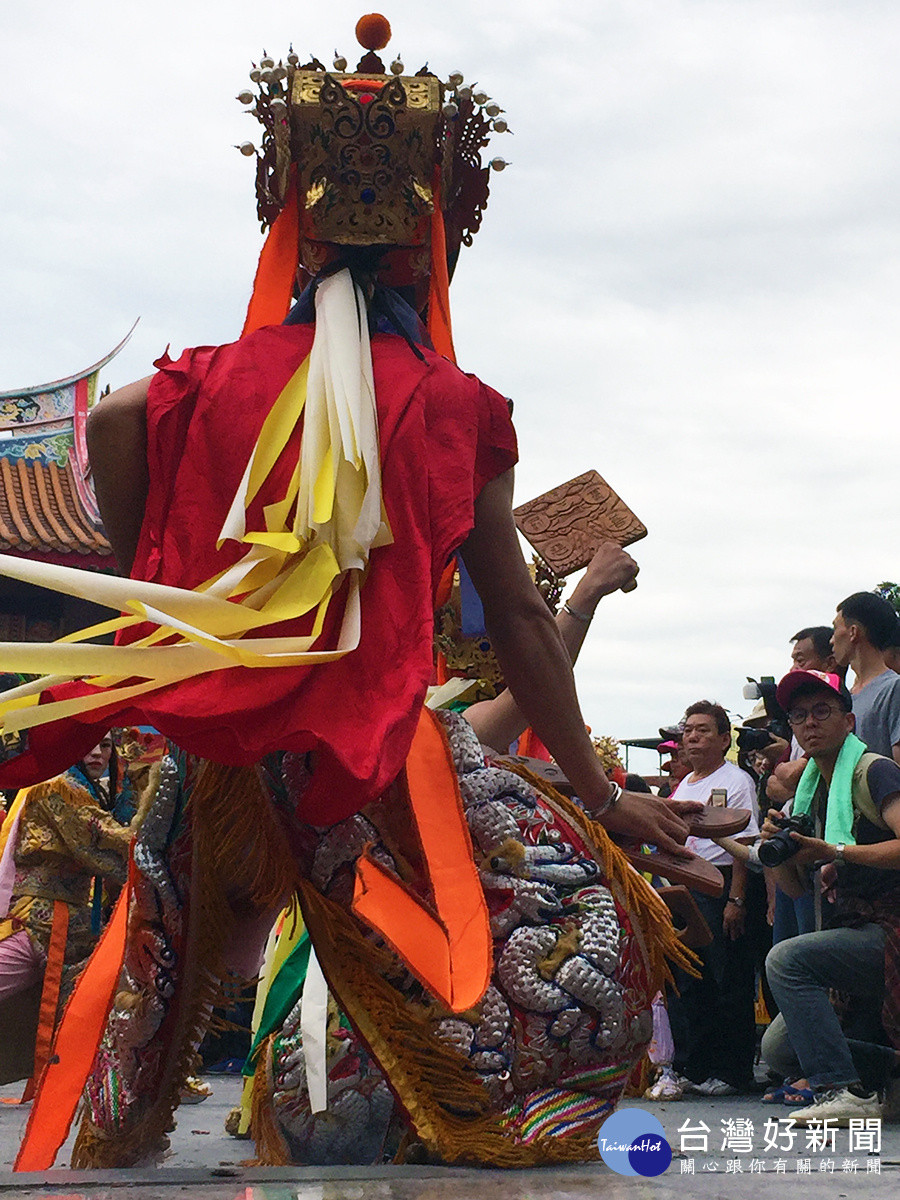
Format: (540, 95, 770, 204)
(792, 731, 867, 846)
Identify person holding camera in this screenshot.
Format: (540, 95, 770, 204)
(760, 668, 900, 1124)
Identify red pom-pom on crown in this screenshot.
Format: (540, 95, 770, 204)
(355, 13, 391, 51)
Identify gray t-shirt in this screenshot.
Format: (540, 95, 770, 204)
(852, 670, 900, 758)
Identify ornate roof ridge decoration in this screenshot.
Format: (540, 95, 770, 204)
(0, 323, 137, 402)
(0, 325, 136, 566)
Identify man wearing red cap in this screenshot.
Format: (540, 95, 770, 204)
(761, 668, 900, 1124)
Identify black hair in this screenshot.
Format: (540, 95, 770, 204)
(837, 592, 900, 652)
(790, 627, 834, 660)
(625, 772, 652, 793)
(684, 700, 731, 736)
(287, 248, 429, 360)
(106, 742, 119, 809)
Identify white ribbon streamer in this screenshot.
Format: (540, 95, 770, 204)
(299, 947, 330, 1115)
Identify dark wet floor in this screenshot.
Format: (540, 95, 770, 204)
(1, 1077, 896, 1198)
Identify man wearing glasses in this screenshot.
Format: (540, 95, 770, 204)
(760, 669, 900, 1125)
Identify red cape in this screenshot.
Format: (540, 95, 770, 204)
(0, 326, 516, 824)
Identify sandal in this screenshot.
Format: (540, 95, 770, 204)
(657, 885, 713, 949)
(784, 1086, 814, 1106)
(615, 843, 725, 897)
(762, 1084, 790, 1104)
(685, 806, 751, 839)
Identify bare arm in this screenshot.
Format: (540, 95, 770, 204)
(788, 793, 900, 872)
(766, 757, 806, 806)
(712, 834, 758, 863)
(465, 540, 639, 752)
(460, 471, 690, 855)
(87, 377, 153, 575)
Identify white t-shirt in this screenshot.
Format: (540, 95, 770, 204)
(673, 760, 760, 867)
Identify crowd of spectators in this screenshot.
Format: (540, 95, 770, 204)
(645, 589, 900, 1126)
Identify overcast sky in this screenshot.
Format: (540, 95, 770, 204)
(2, 0, 899, 771)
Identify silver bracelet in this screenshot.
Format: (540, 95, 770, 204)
(563, 601, 593, 625)
(598, 780, 622, 814)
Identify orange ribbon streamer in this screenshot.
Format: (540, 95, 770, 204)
(352, 707, 491, 1012)
(21, 899, 70, 1104)
(241, 171, 301, 338)
(16, 879, 131, 1172)
(426, 168, 456, 363)
(517, 728, 552, 762)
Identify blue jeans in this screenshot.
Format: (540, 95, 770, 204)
(772, 886, 816, 944)
(762, 924, 886, 1090)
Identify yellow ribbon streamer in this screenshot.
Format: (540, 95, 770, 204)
(0, 269, 392, 738)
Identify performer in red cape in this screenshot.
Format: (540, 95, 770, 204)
(2, 14, 697, 1170)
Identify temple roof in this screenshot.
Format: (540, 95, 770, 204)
(0, 327, 134, 570)
(0, 456, 111, 561)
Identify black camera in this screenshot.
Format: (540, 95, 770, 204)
(736, 725, 777, 754)
(757, 811, 816, 867)
(742, 676, 791, 744)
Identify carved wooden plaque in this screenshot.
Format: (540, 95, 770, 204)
(513, 469, 647, 577)
(495, 755, 575, 796)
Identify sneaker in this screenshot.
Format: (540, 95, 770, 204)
(203, 1057, 245, 1075)
(792, 1086, 881, 1126)
(645, 1069, 683, 1101)
(694, 1077, 739, 1097)
(179, 1076, 212, 1105)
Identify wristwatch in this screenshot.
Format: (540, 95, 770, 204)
(726, 896, 744, 907)
(833, 843, 846, 865)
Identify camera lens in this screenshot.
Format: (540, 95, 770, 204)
(757, 830, 799, 868)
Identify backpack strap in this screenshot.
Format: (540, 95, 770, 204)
(851, 752, 892, 833)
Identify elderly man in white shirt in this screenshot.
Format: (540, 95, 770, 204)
(667, 700, 760, 1097)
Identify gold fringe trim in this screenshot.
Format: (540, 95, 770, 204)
(479, 837, 526, 875)
(188, 759, 301, 916)
(298, 877, 605, 1167)
(248, 1033, 292, 1166)
(130, 761, 161, 831)
(72, 1112, 122, 1168)
(499, 761, 700, 988)
(73, 758, 300, 1168)
(623, 1053, 652, 1099)
(20, 774, 98, 815)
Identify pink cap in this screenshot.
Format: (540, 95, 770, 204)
(776, 669, 850, 710)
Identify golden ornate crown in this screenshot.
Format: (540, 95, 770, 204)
(236, 14, 510, 279)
